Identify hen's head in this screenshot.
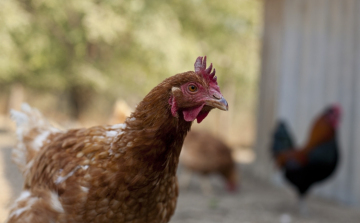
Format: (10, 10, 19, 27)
(169, 56, 228, 123)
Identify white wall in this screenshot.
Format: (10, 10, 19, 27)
(255, 0, 360, 205)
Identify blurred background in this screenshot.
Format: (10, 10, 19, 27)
(1, 0, 360, 222)
(0, 0, 260, 146)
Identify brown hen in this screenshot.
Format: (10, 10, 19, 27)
(7, 56, 228, 223)
(180, 130, 238, 194)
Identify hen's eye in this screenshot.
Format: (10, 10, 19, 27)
(188, 85, 198, 92)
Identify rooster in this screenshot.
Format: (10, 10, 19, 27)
(179, 130, 238, 194)
(7, 56, 228, 223)
(271, 104, 341, 213)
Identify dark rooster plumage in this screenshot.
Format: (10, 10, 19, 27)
(271, 104, 341, 211)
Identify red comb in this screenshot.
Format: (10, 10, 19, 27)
(194, 56, 217, 84)
(331, 103, 342, 117)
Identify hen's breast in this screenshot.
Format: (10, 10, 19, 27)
(20, 126, 179, 223)
(64, 170, 178, 223)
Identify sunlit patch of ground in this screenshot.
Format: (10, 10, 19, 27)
(233, 148, 255, 164)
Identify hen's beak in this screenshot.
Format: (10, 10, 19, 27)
(206, 97, 228, 111)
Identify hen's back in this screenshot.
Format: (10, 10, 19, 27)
(10, 104, 60, 177)
(180, 130, 234, 174)
(7, 105, 129, 222)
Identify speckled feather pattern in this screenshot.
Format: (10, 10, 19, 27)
(7, 71, 214, 223)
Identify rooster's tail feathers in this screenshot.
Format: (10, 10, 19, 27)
(10, 103, 59, 176)
(271, 120, 295, 158)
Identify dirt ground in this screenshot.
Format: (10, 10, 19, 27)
(0, 130, 359, 223)
(173, 167, 360, 223)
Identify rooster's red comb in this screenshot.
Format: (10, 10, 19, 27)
(194, 56, 217, 84)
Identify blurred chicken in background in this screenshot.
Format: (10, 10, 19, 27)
(271, 104, 341, 214)
(109, 99, 132, 125)
(179, 130, 239, 195)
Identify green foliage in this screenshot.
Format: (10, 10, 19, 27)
(0, 0, 261, 116)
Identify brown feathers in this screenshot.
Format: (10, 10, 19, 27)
(8, 57, 226, 223)
(180, 130, 238, 192)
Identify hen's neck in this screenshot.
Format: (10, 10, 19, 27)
(116, 79, 192, 174)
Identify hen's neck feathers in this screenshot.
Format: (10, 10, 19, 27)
(115, 72, 194, 175)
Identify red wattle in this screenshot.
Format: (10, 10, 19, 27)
(182, 104, 204, 122)
(196, 111, 209, 123)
